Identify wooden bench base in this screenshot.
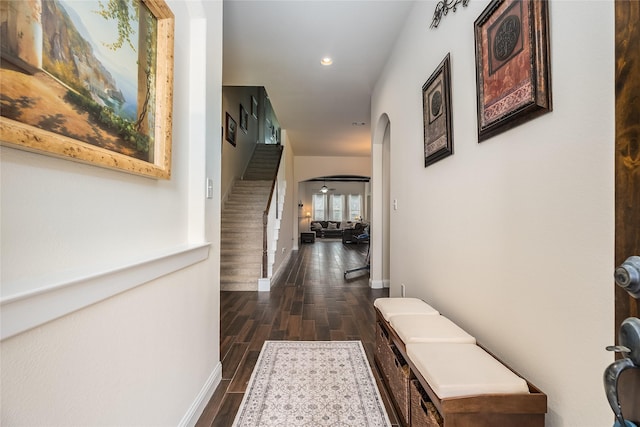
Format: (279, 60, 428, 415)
(375, 308, 547, 427)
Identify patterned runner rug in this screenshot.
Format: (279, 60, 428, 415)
(232, 340, 391, 427)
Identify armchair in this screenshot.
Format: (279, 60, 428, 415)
(342, 222, 369, 244)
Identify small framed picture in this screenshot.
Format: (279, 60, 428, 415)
(422, 53, 453, 167)
(251, 95, 258, 119)
(225, 112, 237, 146)
(240, 104, 248, 133)
(474, 0, 551, 141)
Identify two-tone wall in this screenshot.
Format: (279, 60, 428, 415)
(0, 1, 223, 424)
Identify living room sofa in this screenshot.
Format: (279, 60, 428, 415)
(310, 221, 354, 238)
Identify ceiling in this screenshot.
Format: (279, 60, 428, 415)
(222, 0, 414, 157)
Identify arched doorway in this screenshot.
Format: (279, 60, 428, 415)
(371, 114, 391, 290)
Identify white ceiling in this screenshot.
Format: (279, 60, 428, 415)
(222, 0, 414, 157)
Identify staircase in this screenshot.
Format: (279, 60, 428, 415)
(220, 144, 282, 291)
(243, 144, 283, 180)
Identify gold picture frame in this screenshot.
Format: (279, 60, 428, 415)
(0, 0, 175, 179)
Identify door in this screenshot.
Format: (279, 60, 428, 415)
(615, 0, 640, 421)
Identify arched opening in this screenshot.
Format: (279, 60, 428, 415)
(382, 122, 391, 288)
(371, 114, 391, 289)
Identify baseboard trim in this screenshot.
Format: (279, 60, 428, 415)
(369, 279, 385, 289)
(257, 250, 292, 292)
(178, 361, 222, 427)
(258, 278, 271, 292)
(270, 251, 292, 288)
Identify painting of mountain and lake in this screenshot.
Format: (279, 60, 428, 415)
(0, 0, 175, 178)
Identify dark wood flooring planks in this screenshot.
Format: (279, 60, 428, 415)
(195, 240, 399, 426)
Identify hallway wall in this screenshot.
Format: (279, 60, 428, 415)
(221, 86, 282, 203)
(0, 1, 223, 424)
(372, 1, 614, 426)
(221, 86, 263, 202)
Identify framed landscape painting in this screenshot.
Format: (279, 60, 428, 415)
(422, 53, 453, 167)
(0, 0, 175, 179)
(474, 0, 551, 142)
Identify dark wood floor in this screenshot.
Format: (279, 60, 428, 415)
(195, 239, 399, 426)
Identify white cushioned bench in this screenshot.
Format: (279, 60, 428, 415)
(374, 297, 439, 321)
(406, 343, 530, 399)
(373, 297, 547, 427)
(390, 315, 476, 345)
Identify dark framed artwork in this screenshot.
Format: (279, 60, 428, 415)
(0, 0, 175, 179)
(251, 95, 258, 119)
(240, 104, 248, 133)
(422, 53, 453, 167)
(225, 112, 237, 146)
(474, 0, 551, 142)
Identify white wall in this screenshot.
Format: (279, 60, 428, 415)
(294, 156, 371, 183)
(371, 1, 614, 426)
(0, 1, 223, 425)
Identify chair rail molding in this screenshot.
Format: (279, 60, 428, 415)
(1, 243, 211, 340)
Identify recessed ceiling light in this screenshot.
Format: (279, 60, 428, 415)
(321, 57, 333, 66)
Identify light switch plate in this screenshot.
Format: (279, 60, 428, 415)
(206, 178, 213, 199)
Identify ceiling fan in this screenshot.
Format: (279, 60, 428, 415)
(318, 181, 335, 193)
